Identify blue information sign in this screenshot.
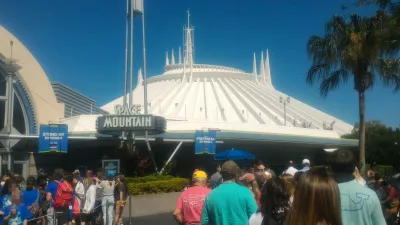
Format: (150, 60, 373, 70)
(102, 160, 120, 178)
(194, 130, 217, 154)
(38, 124, 68, 153)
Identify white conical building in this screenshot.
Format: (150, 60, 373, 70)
(101, 11, 353, 137)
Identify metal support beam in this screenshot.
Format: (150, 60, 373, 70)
(0, 154, 2, 176)
(0, 133, 224, 143)
(159, 141, 183, 175)
(146, 140, 158, 172)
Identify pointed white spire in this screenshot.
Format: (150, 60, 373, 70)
(165, 52, 169, 66)
(178, 46, 182, 64)
(265, 49, 273, 87)
(171, 49, 176, 64)
(260, 51, 265, 78)
(184, 10, 194, 65)
(137, 68, 143, 85)
(252, 53, 257, 75)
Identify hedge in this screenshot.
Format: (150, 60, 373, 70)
(128, 178, 190, 195)
(125, 174, 174, 183)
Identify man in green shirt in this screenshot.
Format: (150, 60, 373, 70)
(201, 160, 258, 225)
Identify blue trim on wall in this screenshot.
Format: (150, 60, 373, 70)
(13, 80, 36, 134)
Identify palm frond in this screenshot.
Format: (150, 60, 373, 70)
(374, 58, 400, 91)
(307, 63, 329, 85)
(320, 69, 350, 97)
(326, 15, 348, 35)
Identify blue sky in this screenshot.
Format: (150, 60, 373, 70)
(0, 0, 399, 128)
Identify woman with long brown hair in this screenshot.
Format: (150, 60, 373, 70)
(285, 169, 342, 225)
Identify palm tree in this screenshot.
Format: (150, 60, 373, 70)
(306, 13, 400, 175)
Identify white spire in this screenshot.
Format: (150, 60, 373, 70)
(260, 51, 265, 78)
(137, 68, 143, 85)
(171, 49, 176, 64)
(253, 53, 259, 83)
(252, 52, 257, 75)
(178, 46, 182, 64)
(265, 49, 273, 87)
(165, 52, 169, 66)
(184, 10, 194, 65)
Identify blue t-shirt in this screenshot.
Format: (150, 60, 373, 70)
(201, 182, 258, 225)
(46, 181, 60, 201)
(3, 204, 31, 225)
(339, 180, 386, 225)
(22, 189, 40, 208)
(0, 194, 12, 223)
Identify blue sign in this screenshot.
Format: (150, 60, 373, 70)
(195, 130, 217, 154)
(102, 160, 120, 178)
(38, 124, 68, 153)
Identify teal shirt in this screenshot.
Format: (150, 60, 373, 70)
(201, 182, 258, 225)
(338, 180, 386, 225)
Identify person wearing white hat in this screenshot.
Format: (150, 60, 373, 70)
(299, 159, 311, 172)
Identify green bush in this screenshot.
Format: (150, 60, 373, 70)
(125, 174, 174, 183)
(128, 178, 190, 195)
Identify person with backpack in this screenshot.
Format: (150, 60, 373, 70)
(46, 169, 73, 225)
(23, 176, 40, 224)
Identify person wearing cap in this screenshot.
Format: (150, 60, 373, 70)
(201, 160, 258, 225)
(173, 170, 210, 225)
(299, 159, 311, 172)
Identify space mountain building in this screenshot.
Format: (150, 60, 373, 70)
(100, 15, 354, 142)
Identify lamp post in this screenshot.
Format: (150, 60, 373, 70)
(279, 96, 290, 126)
(1, 40, 22, 171)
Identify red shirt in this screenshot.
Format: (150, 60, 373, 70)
(176, 186, 211, 224)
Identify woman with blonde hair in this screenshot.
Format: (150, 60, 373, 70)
(284, 169, 342, 225)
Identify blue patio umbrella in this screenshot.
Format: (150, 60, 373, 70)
(214, 149, 255, 161)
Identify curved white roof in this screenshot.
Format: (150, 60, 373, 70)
(102, 13, 353, 138)
(102, 61, 353, 137)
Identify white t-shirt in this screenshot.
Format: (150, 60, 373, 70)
(249, 212, 263, 225)
(283, 166, 298, 176)
(83, 185, 97, 213)
(75, 181, 85, 207)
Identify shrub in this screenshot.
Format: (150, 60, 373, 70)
(128, 178, 190, 195)
(125, 174, 174, 183)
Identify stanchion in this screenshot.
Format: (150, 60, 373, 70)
(129, 195, 132, 225)
(52, 208, 56, 225)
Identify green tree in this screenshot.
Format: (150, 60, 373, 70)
(306, 13, 400, 175)
(342, 121, 400, 166)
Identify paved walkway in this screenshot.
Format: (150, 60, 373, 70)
(123, 212, 175, 225)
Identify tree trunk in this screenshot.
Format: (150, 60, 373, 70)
(358, 91, 367, 176)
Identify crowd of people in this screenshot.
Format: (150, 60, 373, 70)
(0, 169, 129, 225)
(174, 149, 398, 225)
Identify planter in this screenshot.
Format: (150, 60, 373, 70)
(122, 192, 182, 217)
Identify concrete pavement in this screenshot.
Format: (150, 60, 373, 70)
(123, 212, 176, 225)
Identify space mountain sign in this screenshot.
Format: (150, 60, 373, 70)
(96, 104, 166, 135)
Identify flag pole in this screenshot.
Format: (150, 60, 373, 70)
(123, 0, 129, 107)
(129, 0, 134, 107)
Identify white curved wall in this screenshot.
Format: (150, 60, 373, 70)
(102, 65, 354, 136)
(0, 26, 64, 129)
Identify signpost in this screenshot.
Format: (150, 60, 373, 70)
(38, 124, 68, 153)
(96, 104, 166, 135)
(194, 130, 217, 154)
